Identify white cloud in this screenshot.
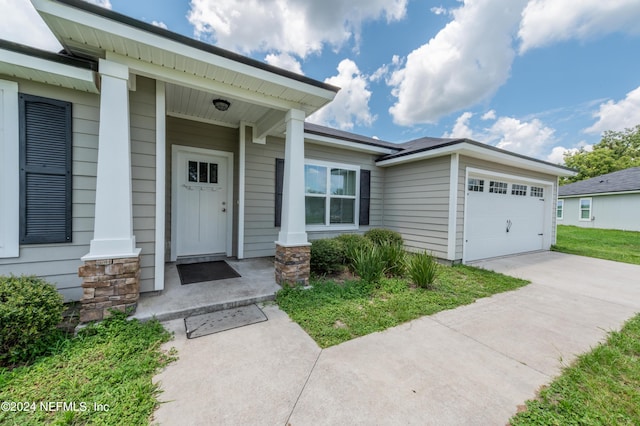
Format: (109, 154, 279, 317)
(0, 0, 61, 51)
(430, 6, 447, 15)
(481, 109, 496, 120)
(151, 20, 168, 30)
(370, 55, 401, 83)
(187, 0, 407, 58)
(584, 86, 640, 135)
(443, 112, 475, 139)
(264, 52, 303, 75)
(519, 0, 640, 53)
(546, 142, 593, 164)
(307, 59, 376, 130)
(85, 0, 112, 8)
(388, 0, 528, 126)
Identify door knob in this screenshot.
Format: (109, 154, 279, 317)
(222, 208, 226, 212)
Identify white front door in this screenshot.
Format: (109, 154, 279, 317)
(176, 150, 229, 256)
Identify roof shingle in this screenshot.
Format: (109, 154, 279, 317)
(559, 167, 640, 196)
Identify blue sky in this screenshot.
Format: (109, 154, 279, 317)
(2, 0, 640, 163)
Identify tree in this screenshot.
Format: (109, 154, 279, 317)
(562, 124, 640, 184)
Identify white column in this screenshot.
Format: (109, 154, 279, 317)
(154, 80, 166, 290)
(83, 59, 140, 260)
(277, 109, 308, 246)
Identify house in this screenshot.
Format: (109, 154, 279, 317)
(0, 0, 574, 321)
(557, 167, 640, 231)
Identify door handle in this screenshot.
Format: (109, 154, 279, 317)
(222, 208, 226, 212)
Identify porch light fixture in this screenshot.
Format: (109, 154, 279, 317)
(212, 98, 231, 111)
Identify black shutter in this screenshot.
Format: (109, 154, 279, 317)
(19, 94, 72, 244)
(275, 158, 284, 227)
(359, 169, 371, 226)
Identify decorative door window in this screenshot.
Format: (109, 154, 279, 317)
(188, 161, 218, 184)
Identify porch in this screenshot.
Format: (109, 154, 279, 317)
(133, 257, 280, 322)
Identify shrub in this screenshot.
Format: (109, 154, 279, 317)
(365, 228, 404, 247)
(0, 275, 65, 366)
(336, 234, 374, 263)
(310, 238, 345, 275)
(379, 241, 407, 277)
(350, 246, 386, 284)
(408, 252, 439, 289)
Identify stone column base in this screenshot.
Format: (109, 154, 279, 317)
(275, 244, 310, 287)
(78, 256, 141, 323)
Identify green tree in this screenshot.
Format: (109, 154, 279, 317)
(562, 124, 640, 184)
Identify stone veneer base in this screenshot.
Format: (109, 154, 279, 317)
(274, 244, 311, 287)
(78, 256, 141, 323)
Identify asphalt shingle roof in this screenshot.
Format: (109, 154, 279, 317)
(559, 167, 640, 196)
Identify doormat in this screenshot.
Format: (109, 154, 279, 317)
(177, 261, 240, 285)
(184, 304, 268, 339)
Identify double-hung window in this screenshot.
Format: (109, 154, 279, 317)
(304, 162, 359, 229)
(556, 200, 564, 219)
(579, 198, 592, 221)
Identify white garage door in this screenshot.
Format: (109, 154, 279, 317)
(464, 175, 548, 262)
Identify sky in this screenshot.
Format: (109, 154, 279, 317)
(2, 0, 640, 164)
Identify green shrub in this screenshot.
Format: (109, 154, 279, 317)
(379, 241, 407, 277)
(0, 275, 65, 366)
(310, 238, 346, 275)
(336, 234, 374, 263)
(408, 252, 439, 289)
(365, 228, 404, 247)
(350, 246, 386, 284)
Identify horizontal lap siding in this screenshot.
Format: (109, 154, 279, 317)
(559, 194, 640, 231)
(0, 79, 99, 301)
(383, 156, 451, 258)
(165, 117, 239, 259)
(130, 77, 156, 293)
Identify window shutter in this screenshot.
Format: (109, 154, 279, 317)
(19, 94, 72, 244)
(359, 169, 370, 226)
(275, 158, 284, 227)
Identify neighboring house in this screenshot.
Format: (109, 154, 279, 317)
(0, 0, 574, 320)
(558, 167, 640, 231)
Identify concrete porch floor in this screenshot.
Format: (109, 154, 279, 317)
(132, 257, 281, 322)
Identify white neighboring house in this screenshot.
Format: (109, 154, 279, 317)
(0, 0, 575, 321)
(557, 167, 640, 231)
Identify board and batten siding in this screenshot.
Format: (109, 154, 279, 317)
(0, 79, 99, 301)
(558, 193, 640, 231)
(456, 155, 559, 258)
(165, 116, 240, 259)
(382, 156, 452, 258)
(243, 134, 384, 258)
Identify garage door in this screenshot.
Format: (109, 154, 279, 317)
(464, 175, 547, 262)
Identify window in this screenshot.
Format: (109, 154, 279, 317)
(304, 162, 358, 227)
(468, 178, 484, 192)
(556, 200, 564, 219)
(489, 180, 508, 194)
(188, 160, 218, 183)
(531, 186, 544, 198)
(19, 94, 72, 244)
(511, 184, 527, 196)
(579, 198, 592, 221)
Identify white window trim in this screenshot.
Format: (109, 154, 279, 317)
(304, 159, 360, 231)
(556, 199, 564, 220)
(579, 197, 592, 222)
(0, 80, 19, 258)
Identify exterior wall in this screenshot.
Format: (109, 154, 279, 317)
(456, 155, 559, 259)
(243, 135, 384, 258)
(165, 116, 240, 259)
(0, 78, 99, 301)
(558, 193, 640, 231)
(382, 156, 451, 258)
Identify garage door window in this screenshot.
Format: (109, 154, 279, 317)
(468, 178, 484, 192)
(579, 198, 592, 221)
(489, 180, 507, 194)
(511, 184, 527, 196)
(530, 186, 544, 198)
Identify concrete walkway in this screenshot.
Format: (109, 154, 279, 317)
(152, 252, 640, 425)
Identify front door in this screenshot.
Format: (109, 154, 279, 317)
(176, 150, 228, 256)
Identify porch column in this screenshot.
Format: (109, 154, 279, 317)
(79, 59, 141, 322)
(275, 109, 311, 286)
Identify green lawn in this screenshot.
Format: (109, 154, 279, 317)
(511, 313, 640, 425)
(276, 265, 528, 348)
(0, 313, 176, 425)
(553, 225, 640, 265)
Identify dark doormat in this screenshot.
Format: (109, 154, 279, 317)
(177, 261, 240, 285)
(184, 304, 268, 339)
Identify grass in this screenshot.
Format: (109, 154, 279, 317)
(276, 265, 528, 348)
(511, 313, 640, 425)
(553, 225, 640, 265)
(0, 312, 176, 425)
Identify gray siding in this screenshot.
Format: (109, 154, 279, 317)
(382, 156, 451, 258)
(166, 116, 240, 259)
(558, 193, 640, 231)
(0, 79, 99, 301)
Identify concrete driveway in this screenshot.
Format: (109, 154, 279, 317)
(152, 252, 640, 425)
